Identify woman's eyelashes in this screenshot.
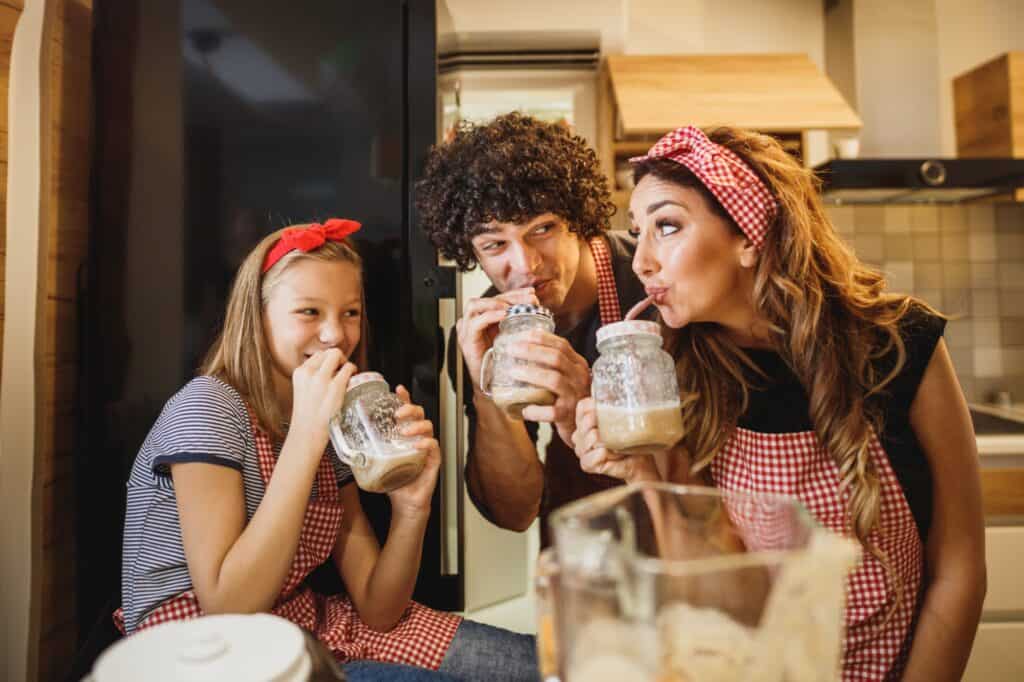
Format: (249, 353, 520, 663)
(655, 219, 681, 237)
(629, 219, 683, 239)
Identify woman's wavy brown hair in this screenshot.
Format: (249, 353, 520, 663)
(199, 226, 369, 441)
(636, 128, 941, 607)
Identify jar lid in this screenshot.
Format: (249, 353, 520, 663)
(506, 303, 553, 320)
(596, 320, 661, 345)
(91, 614, 310, 682)
(347, 371, 387, 392)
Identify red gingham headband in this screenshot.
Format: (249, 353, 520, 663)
(629, 126, 778, 249)
(262, 218, 362, 273)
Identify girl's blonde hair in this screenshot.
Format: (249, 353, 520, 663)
(636, 127, 942, 608)
(200, 226, 369, 441)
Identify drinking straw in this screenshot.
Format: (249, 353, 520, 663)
(624, 295, 654, 321)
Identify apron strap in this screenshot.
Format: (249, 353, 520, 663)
(589, 236, 622, 325)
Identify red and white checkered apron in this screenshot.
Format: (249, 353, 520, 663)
(711, 428, 922, 682)
(589, 236, 622, 325)
(114, 407, 461, 669)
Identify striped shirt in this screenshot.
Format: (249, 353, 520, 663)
(120, 376, 352, 633)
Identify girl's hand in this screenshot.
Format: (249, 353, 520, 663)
(387, 385, 441, 518)
(290, 349, 357, 443)
(571, 397, 661, 483)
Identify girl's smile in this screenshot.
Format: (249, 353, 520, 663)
(263, 258, 363, 405)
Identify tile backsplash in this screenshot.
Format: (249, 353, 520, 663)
(826, 203, 1024, 405)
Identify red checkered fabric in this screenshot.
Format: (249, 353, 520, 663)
(115, 406, 460, 669)
(711, 428, 922, 682)
(629, 126, 778, 250)
(589, 236, 622, 325)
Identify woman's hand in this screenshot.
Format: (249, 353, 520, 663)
(571, 397, 661, 483)
(386, 385, 441, 518)
(289, 349, 357, 444)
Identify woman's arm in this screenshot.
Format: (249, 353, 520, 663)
(172, 426, 329, 614)
(901, 339, 986, 682)
(332, 386, 440, 632)
(330, 483, 430, 632)
(173, 353, 357, 615)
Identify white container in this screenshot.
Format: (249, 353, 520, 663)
(87, 614, 317, 682)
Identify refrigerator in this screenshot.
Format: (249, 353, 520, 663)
(78, 0, 461, 640)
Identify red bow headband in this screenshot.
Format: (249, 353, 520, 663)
(629, 126, 778, 249)
(262, 218, 362, 273)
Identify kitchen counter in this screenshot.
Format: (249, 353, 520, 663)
(972, 403, 1024, 460)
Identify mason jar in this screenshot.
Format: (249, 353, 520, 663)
(591, 320, 683, 453)
(328, 372, 425, 493)
(480, 303, 557, 419)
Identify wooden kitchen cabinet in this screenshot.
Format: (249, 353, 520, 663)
(963, 525, 1024, 681)
(963, 460, 1024, 680)
(953, 51, 1024, 201)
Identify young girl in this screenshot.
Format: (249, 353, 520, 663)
(572, 127, 986, 681)
(118, 219, 537, 681)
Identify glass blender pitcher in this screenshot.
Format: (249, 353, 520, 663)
(548, 483, 860, 682)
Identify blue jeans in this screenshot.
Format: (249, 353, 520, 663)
(438, 618, 538, 682)
(342, 618, 537, 681)
(344, 661, 460, 681)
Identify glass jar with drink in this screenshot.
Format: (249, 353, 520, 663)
(480, 303, 557, 419)
(591, 320, 683, 453)
(328, 372, 426, 493)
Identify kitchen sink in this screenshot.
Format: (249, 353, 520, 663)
(970, 407, 1024, 435)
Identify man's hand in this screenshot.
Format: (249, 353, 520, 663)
(455, 288, 539, 391)
(508, 331, 592, 445)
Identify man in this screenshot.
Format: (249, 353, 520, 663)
(415, 113, 647, 541)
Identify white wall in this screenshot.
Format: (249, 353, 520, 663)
(851, 0, 942, 157)
(1, 2, 47, 681)
(442, 0, 824, 65)
(935, 0, 1024, 156)
(441, 0, 627, 52)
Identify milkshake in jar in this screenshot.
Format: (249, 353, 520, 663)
(592, 320, 683, 454)
(328, 372, 426, 493)
(480, 303, 557, 419)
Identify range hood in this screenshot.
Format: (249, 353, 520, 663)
(815, 158, 1024, 204)
(605, 54, 862, 135)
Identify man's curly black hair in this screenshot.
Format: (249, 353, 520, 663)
(415, 112, 616, 270)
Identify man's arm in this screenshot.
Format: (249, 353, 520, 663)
(464, 388, 545, 531)
(452, 287, 546, 531)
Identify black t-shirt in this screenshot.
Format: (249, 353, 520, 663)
(737, 305, 946, 540)
(447, 232, 649, 543)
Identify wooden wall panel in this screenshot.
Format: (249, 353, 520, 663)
(37, 0, 92, 680)
(0, 1, 18, 386)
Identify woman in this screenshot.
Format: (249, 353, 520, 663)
(572, 126, 985, 681)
